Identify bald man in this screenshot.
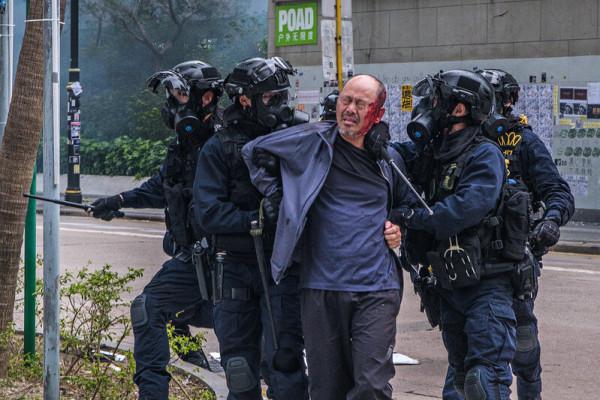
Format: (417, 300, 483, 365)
(242, 75, 415, 400)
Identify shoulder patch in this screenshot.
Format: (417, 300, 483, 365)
(498, 131, 523, 148)
(519, 114, 528, 126)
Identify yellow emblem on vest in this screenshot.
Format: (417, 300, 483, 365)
(498, 131, 522, 147)
(519, 114, 528, 125)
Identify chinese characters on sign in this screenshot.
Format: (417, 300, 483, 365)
(401, 85, 413, 112)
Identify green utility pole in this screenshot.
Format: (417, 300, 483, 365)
(24, 165, 37, 357)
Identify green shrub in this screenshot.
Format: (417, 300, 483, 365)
(37, 136, 170, 178)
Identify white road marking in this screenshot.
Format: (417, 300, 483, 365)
(544, 266, 600, 275)
(60, 221, 164, 233)
(37, 226, 163, 239)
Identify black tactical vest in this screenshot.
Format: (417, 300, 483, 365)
(217, 130, 263, 211)
(162, 141, 202, 248)
(213, 128, 274, 254)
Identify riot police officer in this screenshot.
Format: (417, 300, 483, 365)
(91, 60, 223, 400)
(441, 69, 575, 400)
(394, 70, 519, 399)
(320, 89, 338, 121)
(193, 57, 308, 400)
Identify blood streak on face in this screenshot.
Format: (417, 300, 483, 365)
(358, 87, 387, 136)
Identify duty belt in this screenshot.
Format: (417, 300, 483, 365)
(174, 247, 192, 263)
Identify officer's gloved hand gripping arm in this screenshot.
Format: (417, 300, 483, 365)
(194, 137, 259, 233)
(524, 133, 574, 249)
(404, 144, 505, 240)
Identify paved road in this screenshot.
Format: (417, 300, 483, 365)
(26, 215, 600, 399)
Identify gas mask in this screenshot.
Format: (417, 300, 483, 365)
(406, 77, 472, 145)
(161, 89, 215, 143)
(253, 89, 309, 130)
(407, 96, 446, 145)
(407, 74, 508, 144)
(482, 111, 509, 139)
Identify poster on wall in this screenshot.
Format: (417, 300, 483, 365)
(586, 82, 600, 119)
(558, 87, 588, 118)
(511, 84, 555, 151)
(381, 83, 417, 143)
(553, 124, 600, 207)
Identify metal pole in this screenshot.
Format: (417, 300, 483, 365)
(43, 0, 61, 397)
(0, 1, 9, 140)
(24, 164, 37, 357)
(335, 0, 343, 91)
(7, 0, 12, 97)
(65, 0, 81, 203)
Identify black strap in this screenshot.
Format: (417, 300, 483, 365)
(223, 287, 252, 301)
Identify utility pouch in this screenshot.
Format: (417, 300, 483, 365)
(414, 267, 441, 328)
(164, 182, 193, 247)
(511, 247, 538, 299)
(427, 251, 452, 291)
(501, 184, 531, 261)
(439, 234, 482, 289)
(405, 229, 435, 266)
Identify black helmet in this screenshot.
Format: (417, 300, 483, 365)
(224, 57, 308, 130)
(173, 60, 222, 96)
(413, 69, 496, 123)
(147, 60, 222, 143)
(320, 90, 338, 121)
(224, 57, 294, 99)
(479, 69, 520, 115)
(407, 70, 499, 144)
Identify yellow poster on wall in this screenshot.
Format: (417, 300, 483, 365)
(401, 84, 413, 112)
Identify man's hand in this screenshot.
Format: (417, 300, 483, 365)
(90, 194, 123, 221)
(384, 220, 402, 249)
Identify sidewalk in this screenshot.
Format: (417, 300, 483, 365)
(34, 174, 600, 255)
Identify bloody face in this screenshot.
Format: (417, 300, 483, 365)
(336, 76, 385, 140)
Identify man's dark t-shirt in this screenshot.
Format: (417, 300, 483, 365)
(300, 134, 400, 291)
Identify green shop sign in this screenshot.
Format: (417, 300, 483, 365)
(275, 2, 318, 47)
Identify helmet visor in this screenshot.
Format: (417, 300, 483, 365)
(413, 76, 437, 97)
(261, 88, 289, 107)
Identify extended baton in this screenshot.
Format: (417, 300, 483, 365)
(249, 220, 279, 351)
(23, 193, 124, 218)
(381, 149, 434, 216)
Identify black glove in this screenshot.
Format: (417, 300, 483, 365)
(91, 194, 123, 221)
(389, 206, 415, 228)
(262, 189, 282, 227)
(531, 218, 560, 248)
(364, 121, 391, 161)
(252, 148, 280, 176)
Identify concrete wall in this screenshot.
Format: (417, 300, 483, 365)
(269, 0, 600, 65)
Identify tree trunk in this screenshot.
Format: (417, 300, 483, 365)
(0, 0, 46, 377)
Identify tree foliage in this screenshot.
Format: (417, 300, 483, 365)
(75, 0, 267, 142)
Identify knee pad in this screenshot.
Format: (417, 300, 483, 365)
(464, 367, 487, 400)
(225, 356, 255, 393)
(516, 325, 538, 353)
(130, 294, 148, 330)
